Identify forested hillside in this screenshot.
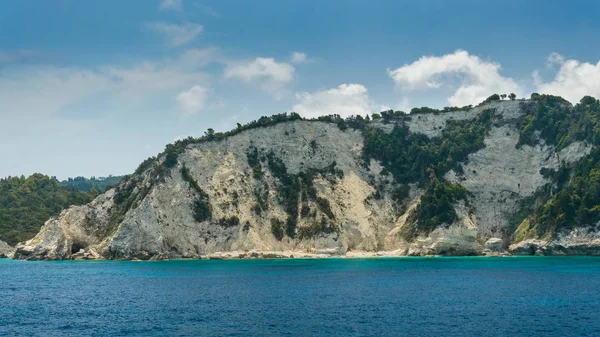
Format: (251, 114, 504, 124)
(0, 174, 98, 245)
(59, 175, 124, 192)
(513, 95, 600, 242)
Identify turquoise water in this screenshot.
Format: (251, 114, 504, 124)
(1, 257, 600, 336)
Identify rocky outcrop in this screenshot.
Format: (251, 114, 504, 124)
(14, 190, 115, 260)
(509, 239, 547, 255)
(0, 240, 15, 258)
(16, 121, 404, 260)
(13, 99, 600, 260)
(484, 238, 504, 253)
(509, 228, 600, 256)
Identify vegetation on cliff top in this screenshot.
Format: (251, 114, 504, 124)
(59, 175, 124, 192)
(362, 107, 495, 186)
(518, 94, 600, 149)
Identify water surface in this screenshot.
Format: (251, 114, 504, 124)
(1, 257, 599, 336)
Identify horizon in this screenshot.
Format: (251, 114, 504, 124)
(2, 0, 600, 179)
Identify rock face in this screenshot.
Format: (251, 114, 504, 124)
(0, 240, 15, 258)
(13, 99, 600, 260)
(485, 238, 504, 252)
(14, 190, 115, 260)
(509, 228, 600, 256)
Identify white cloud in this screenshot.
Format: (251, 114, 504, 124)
(224, 57, 295, 97)
(388, 50, 521, 106)
(104, 61, 210, 106)
(0, 66, 114, 117)
(176, 85, 208, 115)
(0, 50, 36, 64)
(292, 83, 381, 118)
(533, 53, 600, 103)
(0, 49, 214, 118)
(203, 6, 221, 18)
(159, 0, 182, 11)
(290, 52, 308, 64)
(178, 47, 219, 69)
(146, 22, 203, 47)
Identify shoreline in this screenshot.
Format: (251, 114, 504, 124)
(1, 249, 540, 261)
(5, 254, 600, 263)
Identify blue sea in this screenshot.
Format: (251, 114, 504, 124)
(1, 257, 600, 336)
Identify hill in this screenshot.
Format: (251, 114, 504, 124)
(14, 94, 600, 259)
(0, 174, 98, 245)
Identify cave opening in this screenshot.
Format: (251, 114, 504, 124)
(71, 242, 85, 254)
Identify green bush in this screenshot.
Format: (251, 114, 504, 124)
(181, 166, 212, 222)
(217, 216, 240, 228)
(297, 216, 337, 239)
(517, 95, 600, 149)
(270, 218, 284, 241)
(402, 178, 468, 240)
(362, 108, 495, 187)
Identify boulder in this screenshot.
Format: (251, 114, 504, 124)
(508, 239, 547, 255)
(485, 238, 504, 252)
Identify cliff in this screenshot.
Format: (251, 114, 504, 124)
(0, 240, 14, 258)
(14, 95, 600, 259)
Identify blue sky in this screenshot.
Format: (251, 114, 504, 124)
(2, 0, 600, 179)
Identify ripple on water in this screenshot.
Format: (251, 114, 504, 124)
(0, 257, 599, 336)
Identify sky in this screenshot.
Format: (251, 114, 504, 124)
(2, 0, 600, 179)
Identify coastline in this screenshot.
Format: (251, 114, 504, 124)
(10, 249, 512, 261)
(6, 252, 599, 263)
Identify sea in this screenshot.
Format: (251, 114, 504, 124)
(1, 256, 599, 336)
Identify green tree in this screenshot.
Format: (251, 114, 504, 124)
(205, 128, 215, 140)
(0, 174, 98, 245)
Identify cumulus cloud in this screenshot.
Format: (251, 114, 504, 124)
(290, 52, 308, 64)
(224, 57, 295, 97)
(146, 22, 203, 47)
(176, 85, 208, 115)
(388, 50, 521, 106)
(292, 83, 382, 118)
(159, 0, 182, 11)
(534, 53, 600, 103)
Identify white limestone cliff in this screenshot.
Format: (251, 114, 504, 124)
(14, 100, 597, 260)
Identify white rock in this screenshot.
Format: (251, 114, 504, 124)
(13, 100, 599, 259)
(485, 238, 504, 251)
